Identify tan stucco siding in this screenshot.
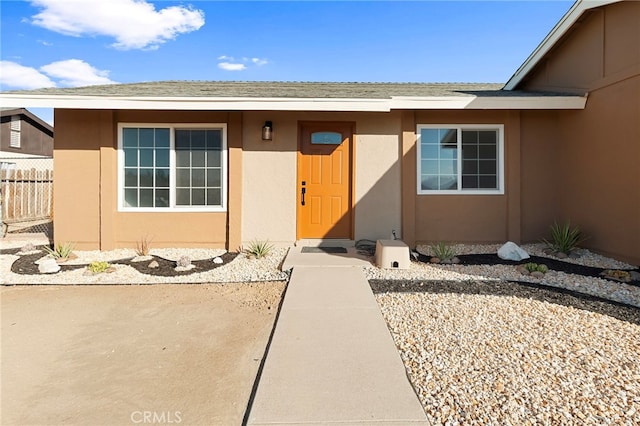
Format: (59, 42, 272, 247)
(240, 112, 403, 245)
(353, 112, 402, 241)
(53, 109, 106, 249)
(523, 1, 640, 94)
(241, 112, 298, 246)
(553, 76, 640, 265)
(410, 110, 521, 244)
(54, 109, 232, 250)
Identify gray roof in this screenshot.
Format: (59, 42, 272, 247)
(4, 80, 568, 99)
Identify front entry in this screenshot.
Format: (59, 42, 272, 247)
(297, 122, 353, 239)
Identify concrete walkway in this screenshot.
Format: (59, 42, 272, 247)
(246, 261, 428, 425)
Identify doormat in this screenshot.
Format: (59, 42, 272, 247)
(301, 246, 348, 254)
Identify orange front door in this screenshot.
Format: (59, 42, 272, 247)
(297, 122, 353, 239)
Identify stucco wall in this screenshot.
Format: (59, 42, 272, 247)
(408, 110, 521, 244)
(240, 111, 403, 245)
(519, 0, 640, 264)
(54, 109, 232, 250)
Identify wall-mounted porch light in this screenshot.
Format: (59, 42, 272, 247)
(262, 121, 273, 141)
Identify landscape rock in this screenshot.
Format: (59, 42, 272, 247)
(213, 257, 224, 264)
(148, 260, 159, 269)
(38, 258, 61, 274)
(497, 241, 530, 261)
(175, 264, 196, 272)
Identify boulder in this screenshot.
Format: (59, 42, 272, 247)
(212, 257, 224, 264)
(497, 241, 530, 261)
(38, 258, 61, 274)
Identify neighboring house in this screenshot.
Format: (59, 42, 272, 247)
(0, 0, 637, 265)
(0, 108, 53, 157)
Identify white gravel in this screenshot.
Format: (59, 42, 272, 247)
(0, 247, 290, 285)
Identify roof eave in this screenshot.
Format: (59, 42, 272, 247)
(504, 0, 622, 91)
(0, 94, 587, 111)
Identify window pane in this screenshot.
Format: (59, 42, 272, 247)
(155, 129, 170, 148)
(124, 169, 138, 187)
(124, 148, 138, 167)
(462, 160, 478, 174)
(191, 130, 206, 148)
(140, 189, 153, 207)
(155, 189, 169, 207)
(155, 149, 169, 167)
(421, 129, 439, 144)
(462, 130, 478, 144)
(176, 130, 190, 149)
(439, 145, 457, 159)
(462, 175, 479, 189)
(207, 150, 221, 167)
(440, 175, 458, 190)
(421, 144, 439, 159)
(421, 175, 439, 191)
(311, 132, 342, 145)
(441, 129, 457, 144)
(176, 188, 190, 205)
(478, 130, 497, 144)
(478, 145, 496, 160)
(140, 149, 153, 167)
(123, 128, 138, 147)
(176, 150, 190, 167)
(176, 169, 190, 187)
(462, 145, 477, 160)
(192, 150, 205, 167)
(191, 189, 205, 205)
(207, 189, 221, 206)
(206, 130, 222, 149)
(139, 169, 153, 187)
(156, 169, 169, 187)
(479, 160, 497, 174)
(139, 128, 154, 147)
(207, 169, 221, 187)
(439, 159, 457, 175)
(124, 189, 137, 207)
(192, 169, 205, 187)
(479, 176, 497, 189)
(421, 160, 438, 175)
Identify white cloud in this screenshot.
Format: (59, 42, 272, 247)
(40, 59, 116, 87)
(217, 56, 269, 72)
(0, 61, 56, 89)
(218, 62, 247, 71)
(30, 0, 205, 50)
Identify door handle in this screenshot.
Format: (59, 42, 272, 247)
(301, 187, 306, 206)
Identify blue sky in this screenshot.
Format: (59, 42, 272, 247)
(1, 0, 574, 124)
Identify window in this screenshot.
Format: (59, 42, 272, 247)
(417, 124, 503, 194)
(119, 124, 227, 211)
(10, 117, 21, 148)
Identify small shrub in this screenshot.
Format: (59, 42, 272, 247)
(520, 262, 548, 275)
(543, 221, 586, 255)
(602, 269, 631, 282)
(524, 262, 539, 273)
(44, 242, 75, 259)
(135, 235, 152, 257)
(431, 241, 456, 262)
(88, 261, 110, 274)
(245, 240, 274, 259)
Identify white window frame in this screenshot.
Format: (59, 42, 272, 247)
(117, 123, 228, 212)
(417, 124, 504, 195)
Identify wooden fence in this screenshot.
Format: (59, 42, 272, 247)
(1, 168, 54, 224)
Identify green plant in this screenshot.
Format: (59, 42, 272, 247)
(88, 261, 110, 274)
(543, 221, 586, 255)
(44, 242, 75, 259)
(431, 241, 456, 261)
(245, 240, 274, 259)
(135, 235, 152, 257)
(602, 269, 631, 282)
(525, 262, 548, 273)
